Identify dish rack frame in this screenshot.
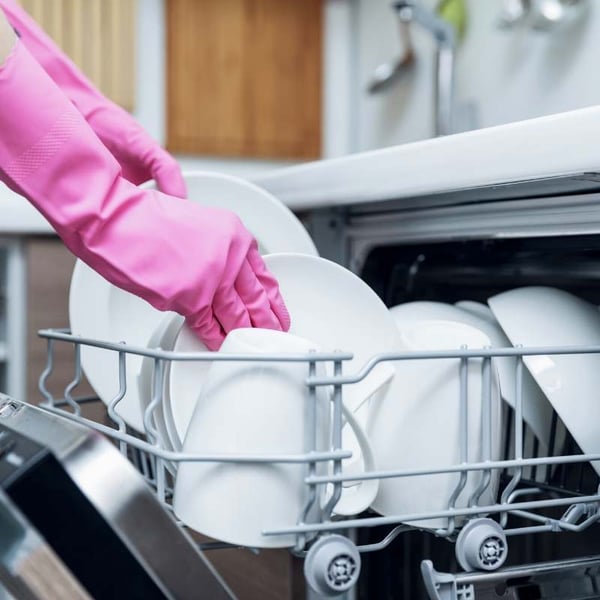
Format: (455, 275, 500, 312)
(34, 327, 600, 599)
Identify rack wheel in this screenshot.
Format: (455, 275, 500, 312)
(455, 518, 508, 572)
(304, 535, 361, 597)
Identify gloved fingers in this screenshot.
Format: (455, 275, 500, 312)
(186, 305, 226, 351)
(212, 283, 253, 334)
(152, 153, 187, 198)
(190, 256, 282, 349)
(233, 258, 283, 330)
(235, 245, 289, 331)
(245, 245, 291, 331)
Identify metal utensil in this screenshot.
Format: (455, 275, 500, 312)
(367, 18, 415, 94)
(497, 0, 588, 30)
(497, 0, 531, 28)
(394, 0, 456, 137)
(529, 0, 588, 30)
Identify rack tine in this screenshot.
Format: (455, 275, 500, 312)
(294, 353, 320, 554)
(38, 338, 56, 406)
(106, 347, 128, 455)
(439, 352, 469, 537)
(500, 354, 525, 528)
(468, 355, 493, 507)
(63, 342, 83, 416)
(143, 358, 164, 445)
(322, 358, 344, 519)
(146, 358, 168, 501)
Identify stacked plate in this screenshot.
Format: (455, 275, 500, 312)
(69, 172, 318, 434)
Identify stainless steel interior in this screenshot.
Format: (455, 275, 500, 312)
(0, 396, 235, 600)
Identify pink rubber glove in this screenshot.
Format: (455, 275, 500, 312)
(0, 41, 290, 350)
(0, 0, 186, 198)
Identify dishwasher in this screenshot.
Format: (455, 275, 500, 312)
(6, 147, 600, 598)
(7, 170, 600, 600)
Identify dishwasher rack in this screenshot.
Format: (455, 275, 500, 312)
(35, 327, 600, 599)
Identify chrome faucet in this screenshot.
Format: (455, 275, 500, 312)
(393, 1, 456, 136)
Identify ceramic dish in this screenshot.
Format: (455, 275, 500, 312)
(69, 260, 165, 431)
(138, 313, 185, 467)
(174, 328, 379, 548)
(454, 300, 496, 323)
(488, 287, 600, 474)
(392, 302, 554, 452)
(69, 172, 318, 431)
(166, 253, 401, 447)
(368, 316, 502, 530)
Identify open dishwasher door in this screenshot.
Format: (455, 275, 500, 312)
(0, 486, 91, 599)
(0, 395, 236, 600)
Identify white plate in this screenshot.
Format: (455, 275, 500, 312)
(69, 172, 318, 431)
(157, 171, 318, 257)
(69, 260, 168, 431)
(167, 253, 402, 445)
(488, 287, 600, 474)
(454, 300, 496, 323)
(138, 313, 185, 465)
(392, 302, 554, 452)
(368, 315, 503, 529)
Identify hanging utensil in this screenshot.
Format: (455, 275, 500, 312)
(367, 17, 415, 94)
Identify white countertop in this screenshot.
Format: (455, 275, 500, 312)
(253, 106, 600, 211)
(3, 105, 600, 233)
(0, 186, 53, 234)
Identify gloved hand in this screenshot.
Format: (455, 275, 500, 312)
(0, 0, 186, 198)
(0, 40, 290, 350)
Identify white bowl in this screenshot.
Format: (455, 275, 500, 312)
(488, 287, 600, 474)
(454, 300, 496, 323)
(368, 311, 503, 530)
(393, 302, 554, 452)
(173, 328, 379, 547)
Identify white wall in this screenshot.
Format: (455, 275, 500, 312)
(355, 0, 600, 151)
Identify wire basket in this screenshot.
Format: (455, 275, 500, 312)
(35, 327, 600, 598)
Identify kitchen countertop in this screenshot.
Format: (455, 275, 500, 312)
(3, 105, 600, 233)
(253, 106, 600, 211)
(0, 186, 53, 234)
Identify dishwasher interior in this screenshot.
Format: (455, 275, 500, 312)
(309, 195, 600, 600)
(351, 235, 599, 598)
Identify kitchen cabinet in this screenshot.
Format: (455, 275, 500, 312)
(166, 0, 322, 160)
(18, 0, 136, 111)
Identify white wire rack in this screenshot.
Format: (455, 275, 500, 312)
(35, 327, 600, 599)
